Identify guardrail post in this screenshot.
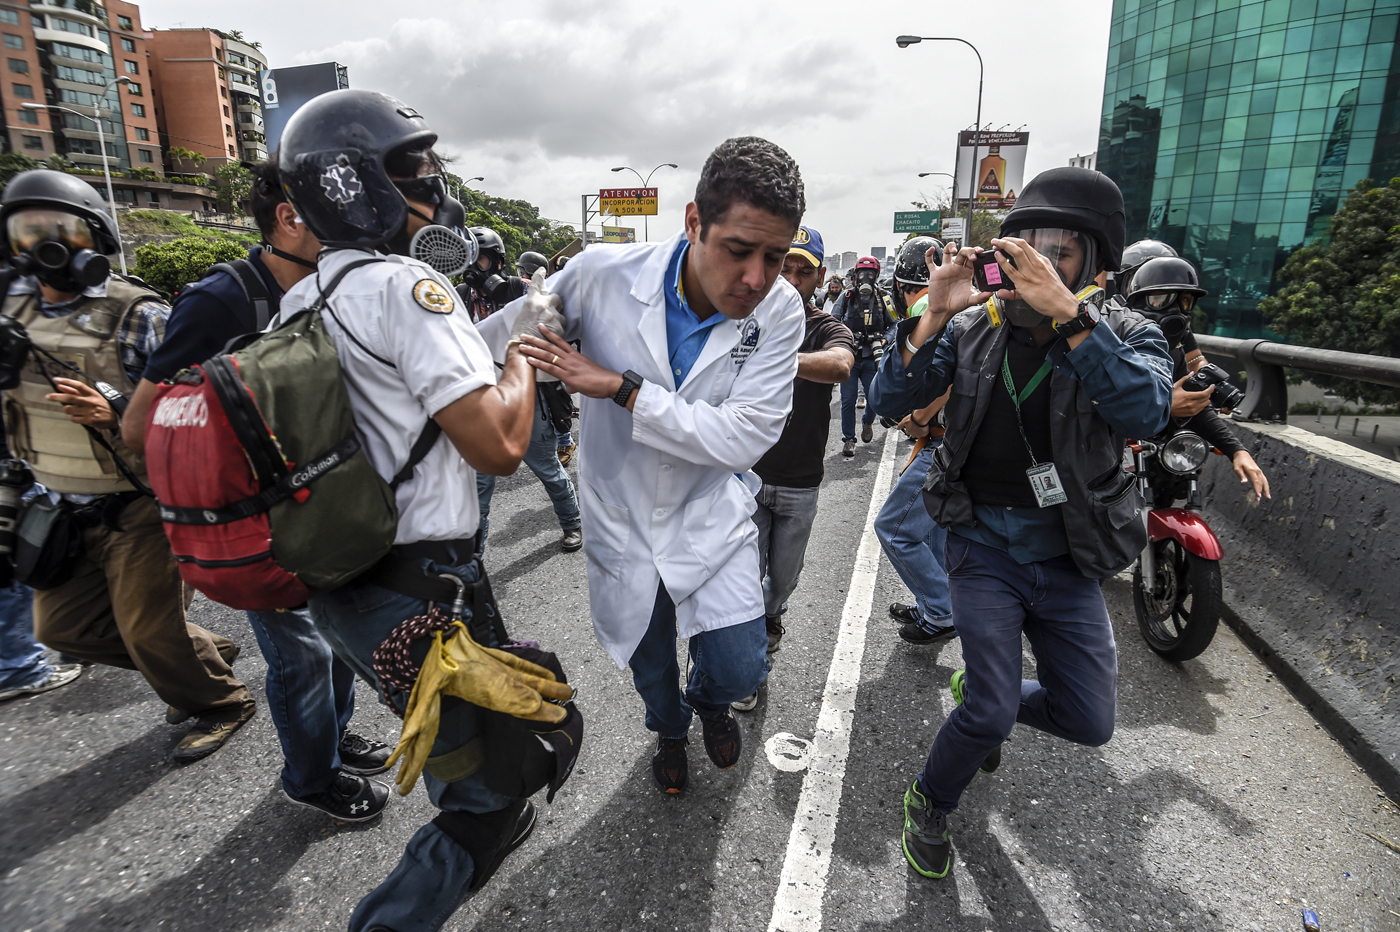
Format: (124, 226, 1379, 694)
(1234, 338, 1289, 422)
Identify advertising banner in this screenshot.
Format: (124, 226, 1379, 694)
(602, 226, 636, 243)
(261, 62, 350, 152)
(599, 187, 658, 216)
(952, 131, 1029, 211)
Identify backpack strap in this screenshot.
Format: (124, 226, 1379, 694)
(210, 259, 275, 331)
(390, 420, 442, 490)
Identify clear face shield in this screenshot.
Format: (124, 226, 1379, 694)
(5, 208, 109, 290)
(995, 227, 1098, 328)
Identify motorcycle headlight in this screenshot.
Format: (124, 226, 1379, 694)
(1159, 431, 1209, 475)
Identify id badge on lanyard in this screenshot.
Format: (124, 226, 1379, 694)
(1000, 349, 1066, 508)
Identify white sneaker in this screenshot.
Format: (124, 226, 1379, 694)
(731, 689, 761, 712)
(0, 662, 84, 702)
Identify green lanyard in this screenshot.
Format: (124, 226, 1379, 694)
(1000, 349, 1053, 466)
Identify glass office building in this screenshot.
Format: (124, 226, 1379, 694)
(1097, 0, 1400, 336)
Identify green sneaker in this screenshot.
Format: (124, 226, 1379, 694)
(902, 781, 951, 879)
(949, 670, 1002, 774)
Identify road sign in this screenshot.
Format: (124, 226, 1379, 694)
(600, 187, 658, 216)
(602, 226, 636, 244)
(940, 217, 966, 242)
(893, 210, 940, 234)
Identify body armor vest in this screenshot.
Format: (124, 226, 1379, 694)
(2, 279, 159, 494)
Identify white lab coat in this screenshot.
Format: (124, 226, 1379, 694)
(486, 233, 805, 667)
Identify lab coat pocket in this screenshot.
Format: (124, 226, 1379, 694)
(579, 481, 630, 579)
(682, 480, 756, 580)
(707, 366, 739, 406)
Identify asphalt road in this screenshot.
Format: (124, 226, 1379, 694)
(3, 419, 1399, 932)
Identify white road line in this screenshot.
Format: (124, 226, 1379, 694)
(767, 428, 899, 932)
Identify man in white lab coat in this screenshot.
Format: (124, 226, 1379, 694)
(516, 137, 806, 794)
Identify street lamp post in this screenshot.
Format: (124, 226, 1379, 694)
(917, 172, 955, 233)
(897, 36, 983, 247)
(609, 162, 678, 242)
(24, 75, 132, 274)
(454, 175, 483, 200)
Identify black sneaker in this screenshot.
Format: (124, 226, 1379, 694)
(765, 615, 785, 653)
(902, 780, 952, 879)
(950, 670, 1002, 774)
(699, 710, 742, 770)
(339, 732, 391, 776)
(899, 621, 958, 646)
(285, 771, 389, 822)
(652, 736, 689, 794)
(889, 602, 919, 625)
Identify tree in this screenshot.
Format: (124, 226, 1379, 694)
(134, 235, 248, 295)
(0, 152, 42, 194)
(445, 172, 576, 266)
(1259, 177, 1400, 405)
(45, 154, 74, 173)
(168, 146, 207, 172)
(214, 161, 252, 213)
(910, 195, 1001, 249)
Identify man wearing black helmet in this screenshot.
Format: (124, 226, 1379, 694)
(833, 255, 897, 455)
(457, 227, 525, 323)
(272, 89, 557, 931)
(1124, 255, 1269, 500)
(870, 167, 1174, 882)
(0, 169, 254, 762)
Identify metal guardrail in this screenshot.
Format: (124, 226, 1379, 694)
(1196, 334, 1400, 422)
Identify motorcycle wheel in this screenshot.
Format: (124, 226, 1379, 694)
(1132, 539, 1221, 662)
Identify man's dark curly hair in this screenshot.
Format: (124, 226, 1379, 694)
(694, 136, 804, 238)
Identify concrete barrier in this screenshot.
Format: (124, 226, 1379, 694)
(1201, 421, 1400, 797)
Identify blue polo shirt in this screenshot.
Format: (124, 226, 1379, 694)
(663, 240, 726, 388)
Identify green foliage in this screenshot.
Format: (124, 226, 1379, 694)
(445, 173, 577, 266)
(134, 235, 248, 295)
(121, 209, 205, 237)
(910, 195, 1001, 249)
(0, 152, 42, 193)
(168, 146, 207, 168)
(1259, 177, 1400, 404)
(214, 161, 253, 213)
(45, 154, 74, 172)
(127, 167, 158, 181)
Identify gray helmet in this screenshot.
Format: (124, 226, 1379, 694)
(515, 250, 548, 278)
(0, 169, 119, 255)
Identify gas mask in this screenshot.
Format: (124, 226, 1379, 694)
(1139, 292, 1194, 346)
(993, 228, 1098, 329)
(5, 209, 110, 294)
(387, 174, 475, 269)
(853, 269, 877, 298)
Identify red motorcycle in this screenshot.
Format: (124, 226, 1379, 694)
(1126, 430, 1224, 662)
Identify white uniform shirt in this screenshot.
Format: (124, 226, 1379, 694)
(493, 232, 805, 667)
(276, 249, 496, 543)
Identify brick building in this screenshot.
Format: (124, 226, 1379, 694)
(146, 26, 268, 172)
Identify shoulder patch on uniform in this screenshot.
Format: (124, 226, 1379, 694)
(412, 279, 455, 314)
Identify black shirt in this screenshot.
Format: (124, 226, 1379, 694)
(754, 306, 855, 489)
(962, 327, 1058, 508)
(1172, 347, 1245, 457)
(142, 247, 281, 383)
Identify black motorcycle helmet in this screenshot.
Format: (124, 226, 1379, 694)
(515, 250, 548, 279)
(1124, 255, 1206, 345)
(894, 235, 942, 287)
(1118, 238, 1178, 295)
(1000, 167, 1126, 285)
(470, 227, 507, 275)
(0, 169, 119, 256)
(277, 89, 437, 250)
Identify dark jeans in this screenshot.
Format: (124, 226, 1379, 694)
(753, 484, 821, 618)
(308, 552, 515, 932)
(840, 355, 880, 441)
(0, 582, 47, 691)
(628, 584, 769, 739)
(874, 442, 952, 628)
(476, 411, 581, 551)
(244, 607, 354, 798)
(917, 535, 1117, 814)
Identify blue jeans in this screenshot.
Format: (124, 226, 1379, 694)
(244, 607, 354, 798)
(874, 442, 952, 629)
(840, 356, 880, 442)
(476, 410, 581, 550)
(0, 582, 48, 691)
(917, 535, 1118, 813)
(308, 551, 515, 932)
(753, 484, 820, 618)
(629, 584, 769, 738)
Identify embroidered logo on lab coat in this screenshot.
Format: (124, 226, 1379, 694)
(730, 318, 760, 365)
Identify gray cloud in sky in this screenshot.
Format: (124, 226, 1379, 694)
(138, 0, 1112, 257)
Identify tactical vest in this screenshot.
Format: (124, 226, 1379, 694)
(2, 279, 159, 494)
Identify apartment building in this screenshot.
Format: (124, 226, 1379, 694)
(146, 26, 268, 171)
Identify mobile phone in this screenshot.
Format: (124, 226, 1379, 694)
(973, 251, 1009, 293)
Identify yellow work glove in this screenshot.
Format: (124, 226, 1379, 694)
(387, 622, 573, 796)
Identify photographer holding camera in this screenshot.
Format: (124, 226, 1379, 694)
(0, 170, 253, 761)
(833, 256, 897, 455)
(869, 167, 1174, 882)
(1121, 254, 1269, 500)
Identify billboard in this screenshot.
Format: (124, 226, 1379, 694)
(260, 62, 350, 153)
(602, 225, 636, 244)
(952, 131, 1029, 211)
(599, 187, 658, 216)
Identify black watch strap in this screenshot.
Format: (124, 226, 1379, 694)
(614, 369, 643, 407)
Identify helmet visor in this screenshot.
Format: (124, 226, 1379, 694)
(1013, 228, 1090, 289)
(391, 173, 447, 208)
(6, 209, 95, 255)
(1144, 291, 1195, 313)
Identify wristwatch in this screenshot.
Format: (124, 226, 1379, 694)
(1053, 286, 1106, 337)
(614, 369, 643, 407)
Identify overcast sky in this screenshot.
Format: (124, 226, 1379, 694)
(137, 0, 1114, 260)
